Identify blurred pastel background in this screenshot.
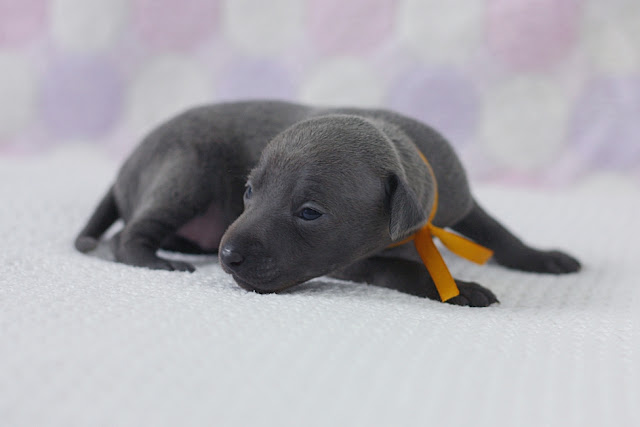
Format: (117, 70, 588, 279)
(1, 0, 639, 187)
(2, 3, 639, 426)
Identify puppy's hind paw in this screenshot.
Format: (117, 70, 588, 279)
(447, 281, 499, 307)
(497, 249, 581, 274)
(75, 236, 99, 253)
(538, 250, 581, 274)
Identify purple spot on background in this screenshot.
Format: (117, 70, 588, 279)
(134, 0, 219, 50)
(308, 0, 396, 55)
(569, 76, 640, 170)
(0, 0, 47, 45)
(388, 67, 479, 148)
(40, 55, 124, 139)
(487, 0, 582, 71)
(216, 58, 296, 100)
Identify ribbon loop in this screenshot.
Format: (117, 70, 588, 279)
(429, 225, 494, 265)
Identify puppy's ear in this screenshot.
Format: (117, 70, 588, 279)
(386, 174, 429, 241)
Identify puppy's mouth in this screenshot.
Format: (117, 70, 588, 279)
(219, 251, 317, 294)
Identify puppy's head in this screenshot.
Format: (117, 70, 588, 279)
(219, 115, 433, 293)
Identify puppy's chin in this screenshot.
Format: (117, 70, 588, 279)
(231, 273, 299, 294)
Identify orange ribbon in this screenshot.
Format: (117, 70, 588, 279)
(389, 153, 493, 302)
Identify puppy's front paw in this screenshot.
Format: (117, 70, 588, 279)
(447, 281, 499, 307)
(130, 257, 196, 272)
(498, 249, 581, 274)
(163, 259, 196, 272)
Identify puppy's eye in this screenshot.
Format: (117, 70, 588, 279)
(244, 185, 252, 199)
(298, 207, 322, 221)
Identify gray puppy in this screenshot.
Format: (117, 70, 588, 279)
(75, 100, 580, 307)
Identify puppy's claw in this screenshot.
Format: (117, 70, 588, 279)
(135, 257, 196, 273)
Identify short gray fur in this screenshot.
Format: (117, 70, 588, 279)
(75, 100, 581, 307)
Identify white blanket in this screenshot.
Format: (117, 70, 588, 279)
(1, 147, 637, 427)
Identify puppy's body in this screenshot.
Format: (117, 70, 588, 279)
(76, 100, 580, 306)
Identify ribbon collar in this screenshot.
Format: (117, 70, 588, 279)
(389, 153, 493, 302)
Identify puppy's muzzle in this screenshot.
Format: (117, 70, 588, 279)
(219, 242, 282, 293)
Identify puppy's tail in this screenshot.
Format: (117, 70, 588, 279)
(74, 185, 119, 253)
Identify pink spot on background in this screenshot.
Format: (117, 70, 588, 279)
(308, 0, 396, 55)
(0, 0, 47, 45)
(388, 67, 479, 148)
(487, 0, 582, 71)
(134, 0, 219, 50)
(40, 55, 124, 139)
(217, 58, 296, 100)
(569, 76, 640, 170)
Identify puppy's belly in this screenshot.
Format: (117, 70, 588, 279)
(175, 201, 227, 251)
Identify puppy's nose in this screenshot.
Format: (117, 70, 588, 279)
(220, 245, 245, 269)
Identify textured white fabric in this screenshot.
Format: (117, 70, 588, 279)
(1, 147, 638, 427)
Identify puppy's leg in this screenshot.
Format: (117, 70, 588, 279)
(110, 141, 247, 271)
(111, 209, 198, 272)
(451, 201, 581, 274)
(112, 169, 229, 272)
(160, 234, 216, 254)
(330, 257, 498, 307)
